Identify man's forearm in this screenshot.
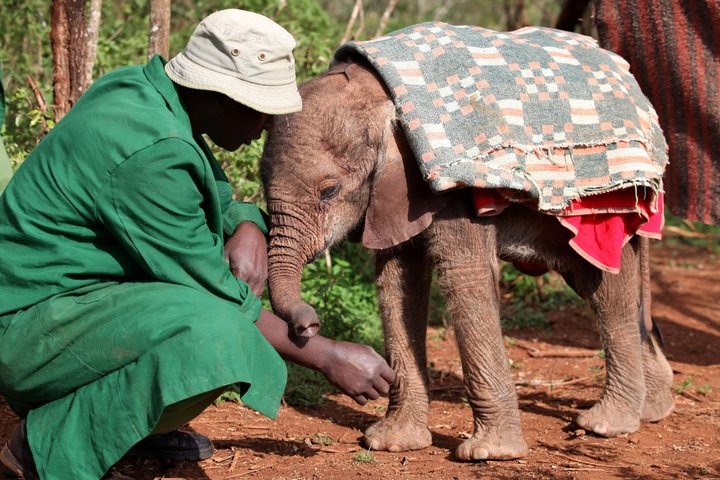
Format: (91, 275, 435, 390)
(255, 309, 396, 405)
(255, 309, 333, 371)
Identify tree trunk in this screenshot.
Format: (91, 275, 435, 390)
(504, 0, 528, 31)
(556, 0, 592, 32)
(51, 0, 87, 122)
(51, 0, 70, 122)
(148, 0, 171, 60)
(84, 0, 103, 88)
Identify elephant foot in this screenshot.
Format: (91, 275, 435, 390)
(455, 427, 527, 461)
(641, 389, 674, 422)
(641, 338, 674, 422)
(363, 417, 432, 452)
(575, 400, 640, 437)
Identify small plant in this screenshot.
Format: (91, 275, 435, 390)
(213, 385, 243, 405)
(596, 350, 606, 360)
(674, 376, 695, 394)
(430, 327, 446, 342)
(696, 384, 713, 395)
(310, 433, 334, 446)
(353, 449, 376, 463)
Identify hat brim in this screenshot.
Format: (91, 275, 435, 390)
(165, 51, 302, 115)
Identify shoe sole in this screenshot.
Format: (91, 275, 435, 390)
(124, 445, 215, 462)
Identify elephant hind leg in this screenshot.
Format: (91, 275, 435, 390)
(562, 241, 646, 437)
(640, 333, 674, 422)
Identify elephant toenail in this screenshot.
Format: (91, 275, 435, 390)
(473, 448, 489, 460)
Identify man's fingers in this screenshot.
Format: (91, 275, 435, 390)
(353, 394, 368, 405)
(251, 281, 265, 297)
(381, 365, 397, 385)
(365, 388, 380, 401)
(374, 377, 392, 396)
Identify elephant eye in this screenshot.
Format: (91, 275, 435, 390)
(319, 183, 341, 201)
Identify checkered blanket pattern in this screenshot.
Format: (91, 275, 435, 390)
(335, 23, 668, 212)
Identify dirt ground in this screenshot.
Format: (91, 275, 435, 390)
(1, 240, 718, 480)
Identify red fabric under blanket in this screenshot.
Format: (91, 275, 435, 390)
(472, 189, 663, 274)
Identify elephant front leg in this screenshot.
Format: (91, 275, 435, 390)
(437, 254, 527, 460)
(363, 240, 434, 452)
(432, 214, 526, 461)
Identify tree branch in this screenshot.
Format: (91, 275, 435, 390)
(374, 0, 399, 38)
(340, 0, 363, 45)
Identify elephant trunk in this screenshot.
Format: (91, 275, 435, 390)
(266, 208, 322, 338)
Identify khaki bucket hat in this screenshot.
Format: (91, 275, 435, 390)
(165, 9, 302, 115)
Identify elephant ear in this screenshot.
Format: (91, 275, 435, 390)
(362, 127, 447, 249)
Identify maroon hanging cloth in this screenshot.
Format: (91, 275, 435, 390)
(594, 0, 720, 225)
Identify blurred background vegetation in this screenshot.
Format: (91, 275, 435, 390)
(4, 0, 713, 406)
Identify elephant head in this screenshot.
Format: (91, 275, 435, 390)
(260, 61, 446, 337)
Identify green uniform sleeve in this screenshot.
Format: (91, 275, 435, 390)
(202, 137, 269, 238)
(95, 138, 259, 313)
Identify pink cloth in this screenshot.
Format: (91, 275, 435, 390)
(472, 189, 664, 274)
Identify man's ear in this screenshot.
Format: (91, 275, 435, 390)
(362, 126, 447, 249)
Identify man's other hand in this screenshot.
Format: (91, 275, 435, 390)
(224, 221, 268, 297)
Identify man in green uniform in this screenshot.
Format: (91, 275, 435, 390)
(0, 10, 395, 480)
(0, 61, 13, 192)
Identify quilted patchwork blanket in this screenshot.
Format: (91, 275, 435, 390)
(335, 23, 668, 213)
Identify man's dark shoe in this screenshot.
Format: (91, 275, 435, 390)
(125, 430, 214, 461)
(0, 419, 39, 480)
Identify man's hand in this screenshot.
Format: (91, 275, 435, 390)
(320, 341, 397, 405)
(224, 221, 267, 297)
(255, 311, 397, 406)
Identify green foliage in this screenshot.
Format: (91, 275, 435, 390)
(3, 88, 54, 167)
(309, 433, 334, 446)
(499, 262, 582, 330)
(696, 384, 712, 396)
(663, 213, 720, 254)
(300, 246, 382, 348)
(673, 376, 695, 394)
(352, 449, 376, 463)
(0, 0, 52, 164)
(213, 386, 244, 405)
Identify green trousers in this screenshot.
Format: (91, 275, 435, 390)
(0, 134, 11, 193)
(0, 281, 286, 480)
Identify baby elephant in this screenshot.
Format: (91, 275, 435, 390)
(261, 27, 674, 460)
